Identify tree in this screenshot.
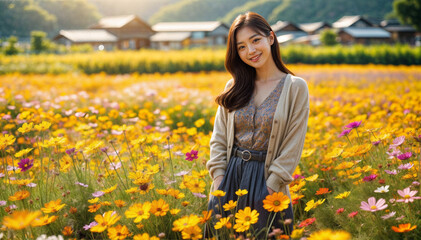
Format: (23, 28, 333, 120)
(394, 0, 421, 31)
(31, 31, 48, 53)
(4, 36, 20, 55)
(320, 29, 338, 46)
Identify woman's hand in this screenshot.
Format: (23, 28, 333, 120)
(267, 186, 275, 195)
(213, 175, 224, 191)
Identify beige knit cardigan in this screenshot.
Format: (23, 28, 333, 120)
(206, 73, 310, 198)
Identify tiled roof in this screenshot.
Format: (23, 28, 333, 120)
(333, 15, 373, 28)
(341, 27, 391, 38)
(299, 22, 331, 32)
(55, 30, 118, 43)
(150, 32, 191, 42)
(91, 15, 138, 28)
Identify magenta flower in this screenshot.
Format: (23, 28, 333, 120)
(339, 129, 352, 137)
(17, 158, 33, 172)
(372, 140, 381, 146)
(348, 211, 358, 218)
(360, 197, 388, 212)
(185, 150, 198, 161)
(397, 152, 412, 160)
(65, 148, 76, 156)
(396, 187, 421, 203)
(363, 174, 377, 182)
(345, 120, 362, 129)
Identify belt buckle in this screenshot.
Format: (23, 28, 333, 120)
(241, 150, 252, 161)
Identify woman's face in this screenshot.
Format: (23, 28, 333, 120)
(235, 26, 275, 69)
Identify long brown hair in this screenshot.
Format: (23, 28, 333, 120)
(216, 12, 294, 112)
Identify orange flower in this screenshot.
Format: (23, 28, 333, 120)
(32, 215, 58, 227)
(316, 188, 332, 195)
(41, 199, 66, 213)
(263, 192, 290, 212)
(88, 203, 102, 213)
(8, 190, 30, 201)
(107, 224, 130, 240)
(62, 226, 73, 236)
(199, 210, 212, 224)
(3, 210, 41, 230)
(114, 200, 126, 208)
(391, 223, 417, 233)
(150, 199, 169, 216)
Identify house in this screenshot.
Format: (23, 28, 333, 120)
(53, 29, 118, 50)
(332, 15, 375, 29)
(333, 16, 391, 45)
(150, 21, 229, 49)
(271, 21, 307, 45)
(337, 27, 391, 45)
(380, 19, 417, 45)
(89, 15, 154, 49)
(299, 22, 331, 35)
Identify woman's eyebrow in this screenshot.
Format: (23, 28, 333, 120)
(236, 33, 260, 45)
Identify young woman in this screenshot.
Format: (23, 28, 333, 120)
(206, 12, 310, 237)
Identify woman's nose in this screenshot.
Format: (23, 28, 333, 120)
(248, 44, 256, 54)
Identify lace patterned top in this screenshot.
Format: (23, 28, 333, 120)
(234, 76, 286, 151)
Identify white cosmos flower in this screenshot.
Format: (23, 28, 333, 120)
(374, 185, 390, 193)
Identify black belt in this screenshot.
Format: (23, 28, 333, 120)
(233, 147, 267, 162)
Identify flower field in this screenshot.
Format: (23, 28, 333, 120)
(0, 64, 420, 239)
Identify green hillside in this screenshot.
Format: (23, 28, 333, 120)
(150, 0, 395, 25)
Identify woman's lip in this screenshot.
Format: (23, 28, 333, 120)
(249, 53, 261, 62)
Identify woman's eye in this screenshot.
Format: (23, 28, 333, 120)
(238, 46, 245, 50)
(253, 38, 260, 43)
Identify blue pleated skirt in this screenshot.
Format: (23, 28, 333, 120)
(205, 146, 294, 238)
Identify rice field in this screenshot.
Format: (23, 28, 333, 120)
(0, 64, 420, 239)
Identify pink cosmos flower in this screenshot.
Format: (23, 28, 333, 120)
(345, 121, 362, 129)
(385, 169, 397, 175)
(17, 158, 34, 172)
(185, 150, 198, 161)
(336, 208, 345, 214)
(398, 163, 414, 170)
(390, 136, 405, 148)
(396, 187, 421, 203)
(360, 197, 388, 212)
(381, 211, 396, 220)
(397, 152, 412, 160)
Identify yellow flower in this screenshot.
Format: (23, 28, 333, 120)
(172, 214, 201, 232)
(88, 203, 102, 213)
(263, 192, 290, 212)
(308, 229, 351, 240)
(223, 200, 237, 211)
(0, 134, 15, 150)
(291, 228, 305, 238)
(34, 121, 51, 131)
(304, 199, 325, 212)
(335, 161, 355, 170)
(185, 178, 206, 193)
(41, 199, 66, 213)
(181, 225, 202, 240)
(133, 233, 159, 240)
(305, 174, 319, 182)
(102, 184, 118, 194)
(301, 148, 316, 158)
(125, 202, 152, 223)
(14, 148, 33, 158)
(214, 217, 232, 230)
(235, 207, 259, 227)
(91, 211, 121, 233)
(88, 197, 99, 203)
(334, 191, 351, 199)
(150, 199, 169, 216)
(233, 222, 249, 232)
(211, 190, 226, 197)
(18, 122, 33, 134)
(325, 147, 343, 159)
(194, 118, 205, 128)
(235, 189, 248, 196)
(32, 215, 58, 227)
(3, 210, 41, 230)
(107, 224, 130, 240)
(8, 190, 30, 201)
(170, 208, 181, 215)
